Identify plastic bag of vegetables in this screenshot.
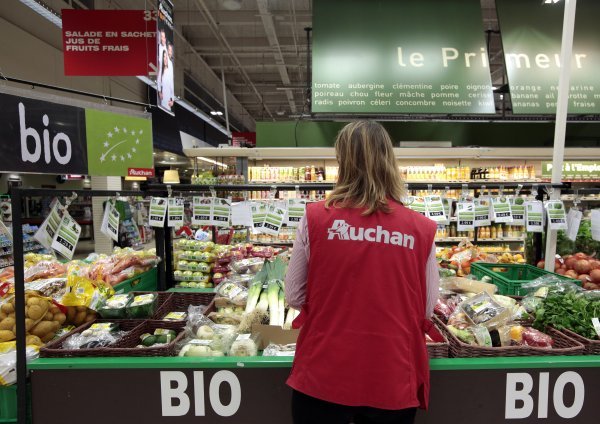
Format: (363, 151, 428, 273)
(215, 280, 248, 306)
(178, 305, 237, 357)
(229, 333, 259, 357)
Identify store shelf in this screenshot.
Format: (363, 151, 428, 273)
(184, 146, 600, 161)
(477, 238, 526, 242)
(0, 249, 12, 257)
(250, 241, 294, 246)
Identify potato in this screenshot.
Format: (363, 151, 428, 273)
(51, 321, 60, 332)
(1, 303, 13, 314)
(25, 318, 34, 331)
(0, 312, 6, 321)
(74, 311, 87, 325)
(54, 313, 66, 325)
(30, 321, 53, 338)
(49, 305, 60, 315)
(26, 335, 43, 346)
(0, 330, 15, 342)
(84, 313, 95, 323)
(0, 317, 15, 331)
(75, 306, 87, 312)
(27, 305, 44, 321)
(26, 297, 40, 306)
(44, 311, 53, 321)
(66, 307, 76, 323)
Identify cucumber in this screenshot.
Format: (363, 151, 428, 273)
(141, 334, 157, 347)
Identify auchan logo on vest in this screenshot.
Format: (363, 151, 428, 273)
(327, 220, 415, 249)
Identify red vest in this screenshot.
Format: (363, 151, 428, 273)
(287, 200, 437, 410)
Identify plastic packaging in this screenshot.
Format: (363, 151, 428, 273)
(440, 277, 498, 295)
(178, 306, 236, 357)
(24, 261, 67, 282)
(0, 342, 39, 386)
(215, 280, 248, 306)
(229, 257, 264, 275)
(125, 293, 157, 318)
(229, 333, 259, 357)
(263, 343, 296, 356)
(460, 292, 512, 329)
(97, 293, 133, 319)
(63, 323, 124, 349)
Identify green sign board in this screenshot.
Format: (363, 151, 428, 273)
(312, 0, 495, 114)
(497, 0, 600, 114)
(86, 109, 154, 177)
(542, 161, 600, 179)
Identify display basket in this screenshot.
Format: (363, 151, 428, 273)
(470, 262, 579, 296)
(432, 316, 584, 358)
(426, 320, 450, 359)
(112, 267, 158, 293)
(152, 292, 216, 329)
(557, 328, 600, 355)
(107, 320, 186, 357)
(40, 319, 144, 358)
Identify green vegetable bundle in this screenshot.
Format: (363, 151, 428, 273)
(533, 291, 600, 340)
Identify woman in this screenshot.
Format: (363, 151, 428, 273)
(159, 50, 174, 111)
(285, 120, 439, 424)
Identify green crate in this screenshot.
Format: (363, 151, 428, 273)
(0, 385, 16, 423)
(470, 262, 580, 296)
(113, 267, 158, 293)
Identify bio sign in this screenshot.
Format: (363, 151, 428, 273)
(312, 0, 494, 114)
(30, 365, 600, 423)
(497, 0, 600, 114)
(0, 90, 153, 176)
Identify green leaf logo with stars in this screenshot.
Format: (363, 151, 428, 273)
(85, 109, 154, 176)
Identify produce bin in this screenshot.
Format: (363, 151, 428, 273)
(0, 385, 16, 423)
(433, 316, 585, 358)
(112, 267, 158, 293)
(153, 292, 215, 329)
(470, 262, 579, 295)
(559, 328, 600, 355)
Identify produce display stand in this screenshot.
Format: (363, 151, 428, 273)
(27, 355, 600, 424)
(112, 267, 158, 293)
(9, 182, 585, 424)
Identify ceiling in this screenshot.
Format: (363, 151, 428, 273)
(22, 0, 523, 130)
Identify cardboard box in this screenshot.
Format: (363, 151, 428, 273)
(252, 324, 299, 349)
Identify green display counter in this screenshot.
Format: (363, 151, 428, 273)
(28, 355, 600, 424)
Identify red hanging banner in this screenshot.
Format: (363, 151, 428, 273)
(62, 9, 157, 76)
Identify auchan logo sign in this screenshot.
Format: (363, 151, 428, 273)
(327, 219, 415, 249)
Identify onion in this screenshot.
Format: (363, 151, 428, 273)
(564, 257, 577, 270)
(537, 260, 545, 269)
(574, 252, 588, 260)
(555, 268, 566, 275)
(589, 260, 600, 270)
(565, 270, 578, 279)
(590, 269, 600, 284)
(574, 259, 591, 275)
(577, 274, 590, 284)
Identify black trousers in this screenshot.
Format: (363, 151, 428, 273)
(292, 390, 417, 424)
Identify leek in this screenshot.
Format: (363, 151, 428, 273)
(267, 281, 280, 325)
(283, 307, 298, 330)
(256, 291, 269, 313)
(278, 290, 285, 327)
(245, 283, 262, 313)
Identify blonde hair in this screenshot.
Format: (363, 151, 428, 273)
(325, 120, 406, 215)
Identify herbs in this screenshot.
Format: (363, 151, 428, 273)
(533, 292, 600, 340)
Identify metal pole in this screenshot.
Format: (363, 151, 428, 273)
(11, 189, 27, 424)
(219, 42, 231, 139)
(545, 0, 577, 272)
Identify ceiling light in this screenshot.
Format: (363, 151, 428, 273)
(170, 156, 176, 160)
(210, 110, 224, 116)
(543, 0, 561, 4)
(276, 109, 286, 116)
(196, 156, 229, 169)
(19, 0, 62, 28)
(175, 99, 230, 137)
(222, 0, 242, 11)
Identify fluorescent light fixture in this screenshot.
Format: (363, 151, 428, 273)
(19, 0, 62, 28)
(197, 156, 229, 169)
(176, 99, 230, 137)
(543, 0, 560, 3)
(210, 111, 224, 116)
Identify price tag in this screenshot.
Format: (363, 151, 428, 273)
(566, 208, 583, 241)
(425, 195, 447, 223)
(546, 200, 568, 230)
(526, 201, 544, 233)
(149, 197, 168, 227)
(286, 199, 307, 227)
(591, 209, 600, 241)
(492, 197, 513, 223)
(50, 212, 81, 260)
(251, 203, 267, 232)
(211, 198, 231, 227)
(231, 201, 254, 227)
(456, 202, 475, 231)
(407, 196, 427, 216)
(192, 197, 212, 226)
(100, 201, 120, 242)
(34, 199, 64, 248)
(167, 198, 185, 228)
(474, 198, 491, 227)
(261, 204, 287, 235)
(510, 197, 526, 226)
